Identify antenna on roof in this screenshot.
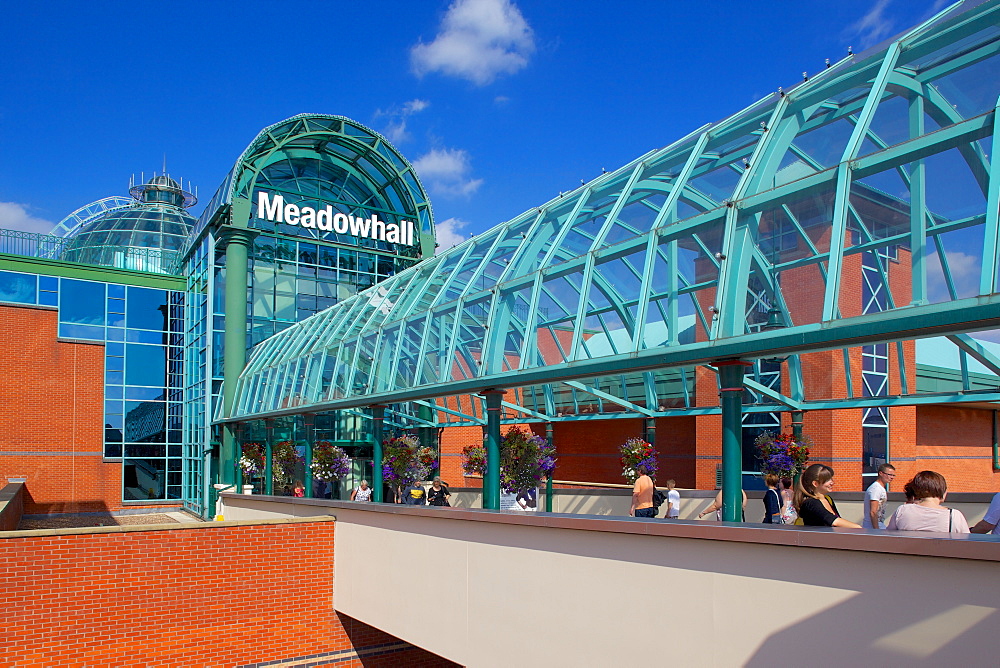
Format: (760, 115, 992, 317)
(163, 154, 167, 176)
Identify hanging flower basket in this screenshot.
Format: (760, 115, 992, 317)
(381, 435, 433, 488)
(240, 442, 265, 479)
(272, 440, 303, 482)
(755, 432, 810, 478)
(619, 437, 658, 484)
(310, 440, 351, 482)
(462, 426, 557, 494)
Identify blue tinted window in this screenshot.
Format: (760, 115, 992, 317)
(125, 343, 166, 387)
(123, 458, 166, 500)
(124, 400, 166, 442)
(126, 287, 168, 330)
(0, 271, 36, 304)
(60, 279, 105, 325)
(58, 323, 104, 340)
(108, 284, 125, 299)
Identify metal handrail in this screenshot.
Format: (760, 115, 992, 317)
(0, 228, 182, 275)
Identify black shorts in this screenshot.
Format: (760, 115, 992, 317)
(634, 507, 656, 518)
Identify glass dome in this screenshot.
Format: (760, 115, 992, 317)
(61, 175, 197, 274)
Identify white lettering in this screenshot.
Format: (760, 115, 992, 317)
(317, 205, 333, 232)
(258, 191, 284, 222)
(300, 206, 316, 229)
(349, 214, 371, 238)
(284, 203, 300, 225)
(371, 213, 386, 241)
(333, 212, 350, 234)
(254, 191, 417, 246)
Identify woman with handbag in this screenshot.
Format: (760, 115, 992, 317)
(762, 474, 781, 523)
(886, 471, 969, 533)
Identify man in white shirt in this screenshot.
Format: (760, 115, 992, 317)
(970, 492, 1000, 534)
(665, 479, 681, 519)
(862, 463, 895, 529)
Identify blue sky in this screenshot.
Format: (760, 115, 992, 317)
(0, 0, 950, 250)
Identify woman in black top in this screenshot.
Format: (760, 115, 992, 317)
(794, 464, 861, 528)
(427, 476, 451, 507)
(762, 473, 781, 523)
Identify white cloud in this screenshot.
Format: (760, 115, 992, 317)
(374, 98, 431, 145)
(844, 0, 895, 50)
(403, 99, 430, 114)
(494, 95, 510, 105)
(0, 202, 55, 235)
(926, 249, 980, 302)
(411, 0, 535, 86)
(435, 217, 470, 253)
(413, 147, 484, 198)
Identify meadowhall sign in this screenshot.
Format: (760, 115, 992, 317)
(257, 191, 416, 246)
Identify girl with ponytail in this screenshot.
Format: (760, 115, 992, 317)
(794, 463, 861, 528)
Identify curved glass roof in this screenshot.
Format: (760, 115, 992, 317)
(186, 113, 435, 259)
(62, 175, 196, 273)
(228, 1, 1000, 427)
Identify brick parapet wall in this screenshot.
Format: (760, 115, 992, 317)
(0, 518, 456, 667)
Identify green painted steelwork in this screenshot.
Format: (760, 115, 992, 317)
(0, 254, 185, 290)
(483, 390, 504, 510)
(220, 2, 1000, 508)
(221, 228, 255, 485)
(372, 405, 385, 503)
(719, 362, 748, 522)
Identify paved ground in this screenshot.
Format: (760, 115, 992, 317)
(17, 512, 193, 530)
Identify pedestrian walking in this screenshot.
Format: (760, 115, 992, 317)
(862, 463, 895, 529)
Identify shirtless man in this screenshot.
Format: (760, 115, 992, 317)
(630, 464, 655, 518)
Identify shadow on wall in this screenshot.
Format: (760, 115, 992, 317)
(339, 611, 462, 667)
(744, 588, 997, 667)
(0, 482, 25, 530)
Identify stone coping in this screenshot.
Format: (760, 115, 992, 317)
(0, 515, 335, 540)
(222, 494, 1000, 562)
(448, 486, 997, 502)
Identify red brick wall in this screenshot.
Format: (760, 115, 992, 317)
(0, 304, 128, 514)
(916, 405, 1000, 492)
(0, 520, 456, 667)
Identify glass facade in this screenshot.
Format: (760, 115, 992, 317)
(0, 269, 186, 501)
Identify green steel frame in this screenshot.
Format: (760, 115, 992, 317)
(223, 1, 1000, 516)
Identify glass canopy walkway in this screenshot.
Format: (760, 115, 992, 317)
(221, 0, 1000, 512)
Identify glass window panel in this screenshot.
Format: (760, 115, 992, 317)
(58, 323, 104, 340)
(0, 271, 36, 304)
(124, 400, 166, 442)
(60, 279, 105, 325)
(123, 458, 166, 500)
(125, 343, 166, 387)
(125, 287, 167, 330)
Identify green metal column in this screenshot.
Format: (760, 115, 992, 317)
(371, 405, 386, 503)
(482, 390, 505, 510)
(303, 414, 315, 498)
(545, 422, 554, 513)
(264, 418, 274, 496)
(791, 411, 804, 442)
(718, 361, 748, 522)
(417, 403, 437, 475)
(219, 227, 255, 486)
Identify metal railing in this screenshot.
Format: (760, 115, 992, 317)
(0, 228, 182, 275)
